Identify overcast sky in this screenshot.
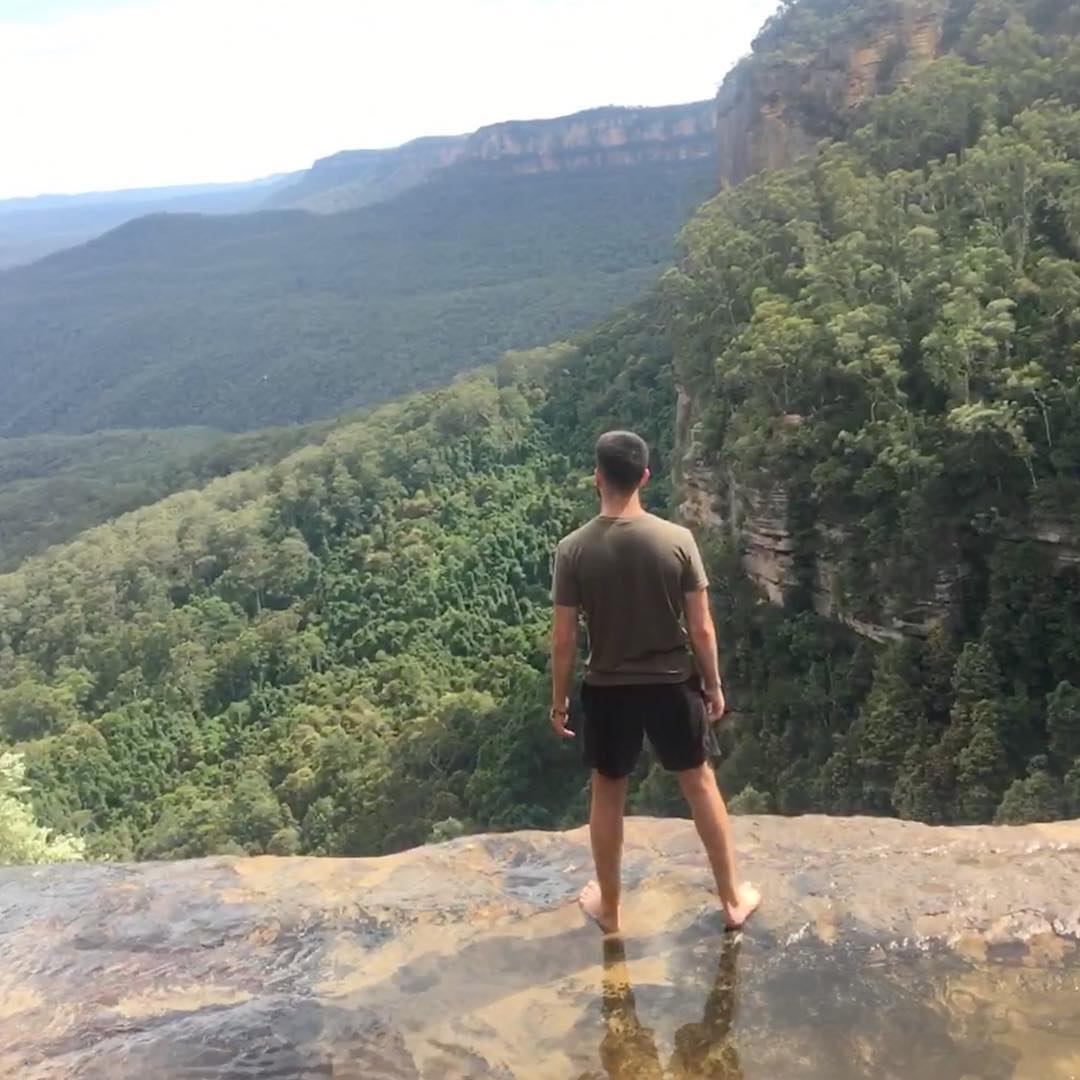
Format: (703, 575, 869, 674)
(0, 0, 779, 200)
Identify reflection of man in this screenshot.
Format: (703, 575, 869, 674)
(591, 936, 744, 1080)
(550, 431, 759, 934)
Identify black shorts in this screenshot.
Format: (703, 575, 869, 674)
(579, 678, 708, 779)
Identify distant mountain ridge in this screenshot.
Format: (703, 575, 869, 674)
(268, 101, 717, 212)
(266, 136, 467, 214)
(0, 100, 716, 268)
(0, 154, 717, 435)
(0, 176, 295, 270)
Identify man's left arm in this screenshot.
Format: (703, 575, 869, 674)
(550, 542, 579, 739)
(550, 605, 578, 739)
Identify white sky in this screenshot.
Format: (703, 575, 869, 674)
(0, 0, 779, 200)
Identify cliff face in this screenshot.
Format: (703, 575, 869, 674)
(679, 0, 994, 641)
(2, 817, 1078, 1078)
(464, 101, 716, 176)
(676, 387, 960, 642)
(274, 101, 717, 213)
(715, 0, 946, 188)
(272, 136, 468, 213)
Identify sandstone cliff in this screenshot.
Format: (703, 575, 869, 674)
(677, 383, 1080, 643)
(273, 101, 717, 214)
(464, 101, 716, 176)
(678, 0, 1080, 644)
(715, 0, 946, 188)
(2, 817, 1079, 1078)
(677, 2, 960, 640)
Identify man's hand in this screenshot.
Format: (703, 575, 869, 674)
(550, 703, 575, 739)
(703, 683, 726, 722)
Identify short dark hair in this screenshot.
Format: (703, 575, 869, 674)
(595, 430, 649, 493)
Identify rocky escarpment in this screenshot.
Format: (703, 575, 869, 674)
(678, 410, 1080, 643)
(269, 136, 468, 213)
(677, 447, 969, 643)
(464, 100, 716, 176)
(715, 0, 945, 188)
(273, 101, 717, 214)
(2, 816, 1079, 1078)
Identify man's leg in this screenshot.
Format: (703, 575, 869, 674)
(677, 763, 760, 929)
(579, 770, 628, 934)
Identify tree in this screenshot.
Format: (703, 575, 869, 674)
(0, 680, 78, 741)
(995, 758, 1065, 824)
(228, 773, 292, 855)
(0, 753, 84, 865)
(951, 642, 1002, 709)
(1064, 762, 1080, 818)
(850, 643, 927, 813)
(954, 706, 1012, 823)
(729, 786, 771, 815)
(893, 746, 948, 823)
(1046, 681, 1080, 770)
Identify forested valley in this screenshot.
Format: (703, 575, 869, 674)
(0, 159, 715, 436)
(3, 0, 1080, 862)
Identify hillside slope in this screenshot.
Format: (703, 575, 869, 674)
(0, 176, 291, 270)
(0, 421, 341, 572)
(5, 0, 1080, 861)
(669, 0, 1080, 820)
(0, 156, 715, 435)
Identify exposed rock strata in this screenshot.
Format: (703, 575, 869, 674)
(715, 0, 946, 188)
(277, 101, 717, 213)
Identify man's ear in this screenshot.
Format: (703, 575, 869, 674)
(594, 467, 602, 491)
(640, 467, 652, 489)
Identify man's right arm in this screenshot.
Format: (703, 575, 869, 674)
(685, 588, 725, 721)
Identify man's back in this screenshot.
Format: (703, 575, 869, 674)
(553, 512, 708, 686)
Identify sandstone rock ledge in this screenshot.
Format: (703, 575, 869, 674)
(2, 816, 1079, 1079)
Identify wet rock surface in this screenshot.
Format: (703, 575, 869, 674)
(2, 816, 1079, 1078)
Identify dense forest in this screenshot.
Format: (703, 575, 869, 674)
(0, 421, 350, 571)
(0, 159, 715, 436)
(0, 331, 672, 859)
(3, 0, 1080, 863)
(670, 0, 1080, 823)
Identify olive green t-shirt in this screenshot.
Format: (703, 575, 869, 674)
(552, 512, 709, 686)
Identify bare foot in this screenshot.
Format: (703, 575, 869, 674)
(723, 882, 761, 931)
(578, 881, 620, 934)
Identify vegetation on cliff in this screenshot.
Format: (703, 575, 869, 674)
(2, 0, 1080, 858)
(669, 0, 1080, 822)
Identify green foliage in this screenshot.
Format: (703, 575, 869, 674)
(1047, 681, 1080, 769)
(0, 752, 84, 865)
(995, 757, 1065, 823)
(0, 326, 671, 858)
(728, 785, 772, 814)
(954, 706, 1011, 822)
(0, 421, 347, 571)
(662, 0, 1080, 828)
(5, 0, 1080, 859)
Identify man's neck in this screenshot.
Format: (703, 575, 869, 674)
(599, 492, 646, 519)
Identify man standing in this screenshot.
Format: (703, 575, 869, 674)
(550, 431, 760, 934)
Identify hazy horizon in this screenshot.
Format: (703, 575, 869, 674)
(0, 0, 778, 201)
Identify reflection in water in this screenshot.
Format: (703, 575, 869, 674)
(594, 936, 743, 1079)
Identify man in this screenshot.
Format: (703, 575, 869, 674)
(550, 430, 760, 935)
